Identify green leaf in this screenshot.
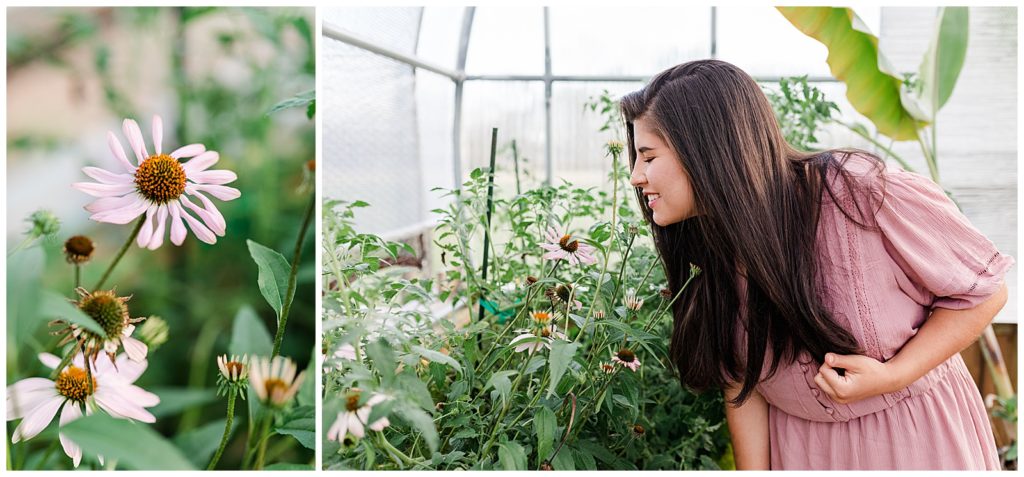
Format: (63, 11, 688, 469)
(410, 345, 462, 373)
(39, 289, 104, 336)
(546, 341, 579, 398)
(276, 405, 315, 449)
(268, 89, 315, 115)
(534, 406, 557, 465)
(497, 441, 528, 470)
(229, 305, 273, 357)
(265, 463, 314, 470)
(395, 405, 439, 453)
(149, 388, 218, 418)
(915, 7, 968, 117)
(485, 370, 517, 406)
(7, 246, 43, 346)
(61, 413, 196, 470)
(777, 7, 921, 140)
(551, 448, 575, 470)
(297, 347, 316, 407)
(246, 239, 293, 322)
(173, 417, 237, 468)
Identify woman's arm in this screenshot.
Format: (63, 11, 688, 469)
(724, 383, 770, 470)
(815, 283, 1008, 403)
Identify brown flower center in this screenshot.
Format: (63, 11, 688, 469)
(558, 235, 579, 253)
(135, 154, 186, 203)
(633, 424, 645, 436)
(345, 391, 362, 411)
(617, 349, 636, 362)
(264, 378, 288, 400)
(55, 366, 96, 402)
(226, 361, 244, 377)
(64, 235, 94, 263)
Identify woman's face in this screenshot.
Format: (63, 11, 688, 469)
(629, 116, 697, 226)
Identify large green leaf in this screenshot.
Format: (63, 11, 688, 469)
(546, 340, 578, 398)
(276, 404, 315, 449)
(533, 406, 557, 466)
(777, 7, 921, 140)
(915, 7, 969, 118)
(149, 388, 218, 418)
(39, 289, 104, 336)
(173, 417, 237, 468)
(246, 239, 293, 323)
(61, 414, 196, 470)
(497, 441, 528, 470)
(7, 247, 44, 346)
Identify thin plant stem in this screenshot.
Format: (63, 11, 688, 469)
(206, 391, 237, 470)
(252, 411, 274, 470)
(74, 264, 81, 290)
(272, 192, 315, 357)
(94, 217, 145, 290)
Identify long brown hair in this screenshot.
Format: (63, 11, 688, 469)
(621, 59, 877, 404)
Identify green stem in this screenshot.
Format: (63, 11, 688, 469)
(834, 120, 914, 172)
(252, 411, 274, 470)
(479, 351, 533, 459)
(73, 264, 80, 290)
(94, 217, 145, 290)
(48, 351, 75, 380)
(272, 192, 315, 357)
(206, 391, 237, 470)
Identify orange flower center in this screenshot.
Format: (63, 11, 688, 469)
(135, 154, 186, 203)
(55, 366, 96, 402)
(532, 311, 552, 324)
(345, 391, 362, 411)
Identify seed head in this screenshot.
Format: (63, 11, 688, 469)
(63, 235, 95, 264)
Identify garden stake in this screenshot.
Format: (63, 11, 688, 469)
(512, 139, 522, 196)
(477, 127, 499, 325)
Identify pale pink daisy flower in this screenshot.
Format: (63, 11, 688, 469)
(509, 325, 567, 354)
(539, 227, 597, 265)
(72, 115, 240, 249)
(327, 390, 391, 442)
(6, 353, 159, 468)
(249, 356, 306, 408)
(611, 348, 641, 372)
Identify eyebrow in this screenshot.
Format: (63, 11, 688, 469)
(638, 146, 655, 153)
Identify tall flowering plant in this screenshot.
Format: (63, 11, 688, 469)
(323, 138, 729, 469)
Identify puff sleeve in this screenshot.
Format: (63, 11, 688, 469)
(871, 166, 1013, 310)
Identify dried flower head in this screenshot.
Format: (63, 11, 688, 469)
(659, 288, 672, 300)
(632, 424, 646, 437)
(63, 235, 95, 264)
(53, 288, 147, 364)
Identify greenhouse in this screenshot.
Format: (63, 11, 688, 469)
(322, 6, 1017, 471)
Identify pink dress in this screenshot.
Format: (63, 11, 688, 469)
(754, 155, 1014, 470)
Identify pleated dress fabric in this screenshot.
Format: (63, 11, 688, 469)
(754, 155, 1013, 470)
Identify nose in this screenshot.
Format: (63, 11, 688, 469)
(629, 160, 646, 187)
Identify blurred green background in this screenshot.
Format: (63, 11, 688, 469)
(6, 6, 315, 469)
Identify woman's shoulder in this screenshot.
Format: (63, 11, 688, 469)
(818, 149, 888, 208)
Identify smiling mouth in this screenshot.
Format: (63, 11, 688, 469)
(646, 193, 660, 208)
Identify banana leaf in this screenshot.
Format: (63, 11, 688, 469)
(777, 7, 921, 141)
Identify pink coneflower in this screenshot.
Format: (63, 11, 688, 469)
(72, 115, 240, 249)
(623, 290, 644, 312)
(612, 348, 641, 372)
(249, 356, 305, 408)
(599, 362, 616, 374)
(540, 227, 597, 265)
(327, 390, 391, 442)
(6, 353, 158, 468)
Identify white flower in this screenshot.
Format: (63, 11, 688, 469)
(6, 353, 159, 468)
(327, 391, 391, 442)
(623, 290, 644, 311)
(539, 227, 597, 266)
(509, 325, 568, 354)
(216, 354, 249, 383)
(72, 115, 240, 249)
(249, 356, 305, 408)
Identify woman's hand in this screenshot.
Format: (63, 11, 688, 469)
(814, 353, 903, 404)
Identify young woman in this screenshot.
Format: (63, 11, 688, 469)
(620, 59, 1012, 470)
